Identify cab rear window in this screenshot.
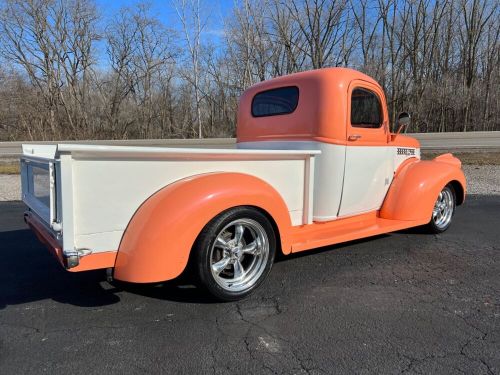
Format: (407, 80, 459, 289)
(251, 86, 299, 117)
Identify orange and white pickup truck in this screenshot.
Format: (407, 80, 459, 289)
(21, 68, 466, 300)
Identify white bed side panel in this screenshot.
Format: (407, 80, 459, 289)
(311, 143, 346, 221)
(238, 141, 346, 222)
(72, 159, 307, 252)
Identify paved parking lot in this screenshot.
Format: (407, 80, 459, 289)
(0, 197, 499, 374)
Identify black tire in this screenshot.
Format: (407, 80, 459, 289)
(426, 184, 456, 234)
(193, 207, 276, 301)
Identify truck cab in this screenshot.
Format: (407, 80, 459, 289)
(21, 68, 466, 301)
(237, 68, 420, 220)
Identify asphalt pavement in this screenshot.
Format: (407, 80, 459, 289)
(0, 197, 499, 374)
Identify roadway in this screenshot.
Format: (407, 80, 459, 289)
(0, 196, 499, 374)
(1, 131, 499, 157)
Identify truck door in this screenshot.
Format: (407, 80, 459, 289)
(338, 81, 392, 217)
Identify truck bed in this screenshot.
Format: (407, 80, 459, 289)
(21, 143, 320, 266)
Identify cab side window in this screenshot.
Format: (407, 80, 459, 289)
(351, 88, 382, 128)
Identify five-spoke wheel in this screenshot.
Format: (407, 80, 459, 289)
(194, 207, 276, 301)
(427, 185, 456, 233)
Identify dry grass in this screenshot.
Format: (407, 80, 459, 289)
(0, 161, 20, 174)
(421, 151, 500, 165)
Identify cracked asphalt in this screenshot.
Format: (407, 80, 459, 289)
(0, 196, 499, 374)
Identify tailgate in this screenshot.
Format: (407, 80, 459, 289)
(20, 145, 60, 230)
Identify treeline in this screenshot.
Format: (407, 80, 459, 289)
(0, 0, 498, 141)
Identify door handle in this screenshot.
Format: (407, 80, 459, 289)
(348, 134, 362, 141)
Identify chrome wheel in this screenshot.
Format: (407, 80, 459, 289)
(432, 187, 455, 230)
(209, 218, 269, 293)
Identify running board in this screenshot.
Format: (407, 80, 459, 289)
(291, 214, 427, 253)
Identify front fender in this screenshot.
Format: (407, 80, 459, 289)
(113, 173, 292, 283)
(380, 155, 466, 222)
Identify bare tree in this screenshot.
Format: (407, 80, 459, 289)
(173, 0, 207, 138)
(0, 0, 98, 139)
(458, 0, 497, 131)
(268, 0, 308, 75)
(286, 0, 349, 68)
(98, 3, 176, 138)
(351, 0, 382, 69)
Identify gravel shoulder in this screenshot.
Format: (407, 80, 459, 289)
(0, 174, 21, 201)
(1, 164, 498, 202)
(462, 165, 500, 195)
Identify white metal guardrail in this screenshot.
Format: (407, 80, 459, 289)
(1, 131, 499, 158)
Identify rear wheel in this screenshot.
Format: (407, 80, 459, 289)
(426, 185, 456, 233)
(194, 207, 276, 301)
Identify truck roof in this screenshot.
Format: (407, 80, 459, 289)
(237, 68, 383, 144)
(246, 67, 379, 92)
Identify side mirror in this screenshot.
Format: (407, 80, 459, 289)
(395, 112, 411, 135)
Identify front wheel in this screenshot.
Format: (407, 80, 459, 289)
(426, 185, 456, 233)
(193, 207, 276, 301)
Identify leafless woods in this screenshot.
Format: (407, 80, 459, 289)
(0, 0, 498, 140)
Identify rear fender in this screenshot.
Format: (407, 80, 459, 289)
(380, 155, 466, 222)
(113, 173, 292, 283)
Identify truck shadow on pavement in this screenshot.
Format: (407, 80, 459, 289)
(0, 228, 121, 309)
(0, 227, 228, 308)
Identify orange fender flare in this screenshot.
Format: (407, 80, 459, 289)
(380, 155, 466, 222)
(113, 173, 292, 283)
